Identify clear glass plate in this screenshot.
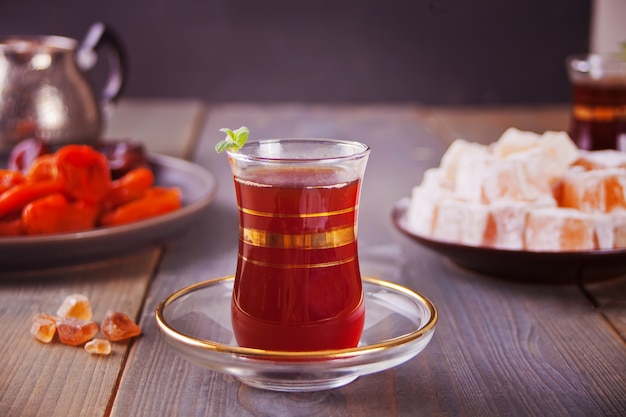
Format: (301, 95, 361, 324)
(155, 276, 437, 392)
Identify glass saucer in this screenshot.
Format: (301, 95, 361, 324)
(155, 276, 437, 392)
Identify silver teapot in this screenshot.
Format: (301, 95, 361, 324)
(0, 22, 125, 152)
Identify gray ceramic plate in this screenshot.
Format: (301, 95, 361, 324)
(392, 198, 626, 284)
(0, 154, 217, 270)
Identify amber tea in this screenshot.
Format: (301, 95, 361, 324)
(227, 139, 370, 351)
(567, 54, 626, 150)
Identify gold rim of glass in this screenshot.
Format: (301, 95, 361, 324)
(226, 138, 371, 164)
(155, 275, 438, 360)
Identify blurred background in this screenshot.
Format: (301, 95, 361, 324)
(0, 0, 616, 106)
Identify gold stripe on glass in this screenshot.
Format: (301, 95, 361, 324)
(240, 205, 357, 218)
(239, 254, 356, 269)
(241, 225, 356, 249)
(573, 104, 626, 122)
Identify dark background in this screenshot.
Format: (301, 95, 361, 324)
(0, 0, 591, 105)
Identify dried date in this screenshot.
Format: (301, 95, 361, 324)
(95, 139, 148, 179)
(8, 138, 51, 173)
(5, 138, 148, 179)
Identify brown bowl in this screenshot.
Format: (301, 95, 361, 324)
(392, 198, 626, 284)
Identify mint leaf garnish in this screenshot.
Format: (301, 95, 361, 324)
(215, 126, 249, 153)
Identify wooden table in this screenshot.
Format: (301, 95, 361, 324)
(1, 101, 624, 417)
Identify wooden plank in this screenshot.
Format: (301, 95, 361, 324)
(584, 277, 626, 341)
(421, 105, 571, 145)
(0, 249, 160, 417)
(111, 104, 626, 416)
(104, 98, 208, 159)
(397, 245, 626, 417)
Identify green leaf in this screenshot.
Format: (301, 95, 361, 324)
(214, 140, 235, 153)
(215, 126, 250, 153)
(234, 128, 249, 147)
(219, 128, 234, 137)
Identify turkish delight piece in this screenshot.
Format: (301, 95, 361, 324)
(481, 157, 553, 203)
(560, 168, 626, 213)
(537, 130, 580, 169)
(525, 207, 595, 251)
(454, 152, 496, 203)
(431, 199, 489, 245)
(491, 127, 542, 158)
(592, 213, 615, 250)
(612, 211, 626, 249)
(407, 168, 452, 235)
(440, 139, 489, 188)
(482, 201, 554, 250)
(507, 145, 571, 190)
(574, 149, 626, 171)
(493, 129, 577, 189)
(492, 128, 578, 166)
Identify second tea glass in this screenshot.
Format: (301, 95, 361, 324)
(566, 53, 626, 150)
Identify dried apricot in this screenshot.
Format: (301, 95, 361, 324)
(0, 180, 64, 218)
(25, 153, 59, 182)
(99, 187, 181, 226)
(22, 194, 99, 235)
(55, 145, 112, 204)
(0, 216, 24, 236)
(0, 169, 25, 194)
(104, 166, 154, 209)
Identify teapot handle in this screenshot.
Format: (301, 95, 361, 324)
(76, 22, 127, 104)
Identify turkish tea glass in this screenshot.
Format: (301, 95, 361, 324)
(227, 139, 370, 351)
(566, 53, 626, 150)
